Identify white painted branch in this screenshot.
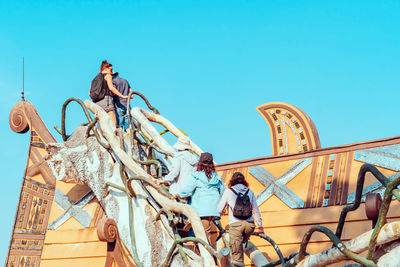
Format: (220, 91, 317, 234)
(131, 107, 175, 156)
(215, 233, 269, 267)
(244, 241, 270, 267)
(297, 221, 400, 267)
(377, 243, 400, 266)
(215, 234, 232, 267)
(85, 100, 216, 267)
(131, 107, 204, 157)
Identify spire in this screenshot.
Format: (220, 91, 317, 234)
(21, 56, 25, 101)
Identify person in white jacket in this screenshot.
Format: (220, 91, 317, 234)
(218, 172, 264, 267)
(157, 136, 198, 195)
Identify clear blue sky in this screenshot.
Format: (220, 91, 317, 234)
(1, 0, 400, 262)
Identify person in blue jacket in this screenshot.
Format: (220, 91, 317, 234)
(172, 152, 225, 247)
(112, 72, 133, 132)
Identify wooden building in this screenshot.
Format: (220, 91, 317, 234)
(6, 100, 400, 266)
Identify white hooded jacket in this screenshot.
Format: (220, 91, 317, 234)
(217, 183, 263, 228)
(164, 150, 198, 194)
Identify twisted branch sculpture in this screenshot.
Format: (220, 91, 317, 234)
(84, 100, 216, 267)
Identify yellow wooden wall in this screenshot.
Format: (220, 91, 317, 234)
(217, 142, 400, 266)
(40, 181, 108, 266)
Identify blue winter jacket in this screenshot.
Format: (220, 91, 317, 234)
(177, 171, 225, 217)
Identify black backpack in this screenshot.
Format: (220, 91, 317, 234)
(89, 73, 107, 102)
(231, 188, 252, 220)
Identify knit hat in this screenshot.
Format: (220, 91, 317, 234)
(199, 152, 213, 164)
(173, 136, 192, 151)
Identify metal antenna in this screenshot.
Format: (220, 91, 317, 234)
(21, 57, 25, 100)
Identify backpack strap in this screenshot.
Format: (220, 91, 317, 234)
(230, 188, 239, 196)
(243, 189, 249, 196)
(230, 188, 249, 197)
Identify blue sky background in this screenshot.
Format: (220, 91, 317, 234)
(1, 0, 400, 262)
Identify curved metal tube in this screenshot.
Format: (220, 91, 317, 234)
(125, 92, 172, 158)
(161, 237, 220, 267)
(105, 178, 142, 267)
(367, 173, 400, 259)
(132, 129, 147, 146)
(212, 219, 226, 242)
(136, 122, 171, 156)
(128, 90, 160, 115)
(54, 97, 110, 148)
(126, 90, 138, 154)
(264, 253, 298, 267)
(127, 176, 171, 198)
(252, 233, 285, 266)
(335, 164, 395, 239)
(125, 90, 159, 152)
(132, 157, 162, 179)
(116, 130, 142, 267)
(284, 225, 376, 267)
(155, 208, 179, 227)
(55, 97, 93, 141)
(85, 117, 98, 137)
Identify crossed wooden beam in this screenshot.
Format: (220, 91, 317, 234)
(47, 188, 94, 230)
(348, 144, 400, 203)
(249, 158, 311, 208)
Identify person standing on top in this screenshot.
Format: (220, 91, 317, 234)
(112, 72, 133, 131)
(217, 172, 264, 267)
(89, 60, 128, 126)
(172, 152, 224, 247)
(156, 136, 198, 195)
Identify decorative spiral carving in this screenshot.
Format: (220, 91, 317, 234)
(9, 101, 29, 133)
(97, 217, 118, 242)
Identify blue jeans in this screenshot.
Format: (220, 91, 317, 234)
(114, 100, 130, 131)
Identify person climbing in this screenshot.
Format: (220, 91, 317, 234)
(172, 152, 224, 247)
(89, 60, 128, 126)
(217, 172, 264, 267)
(156, 136, 198, 195)
(112, 72, 133, 131)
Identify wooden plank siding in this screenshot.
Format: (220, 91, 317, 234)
(216, 137, 400, 266)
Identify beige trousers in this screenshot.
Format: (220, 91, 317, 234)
(201, 216, 218, 248)
(228, 221, 255, 265)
